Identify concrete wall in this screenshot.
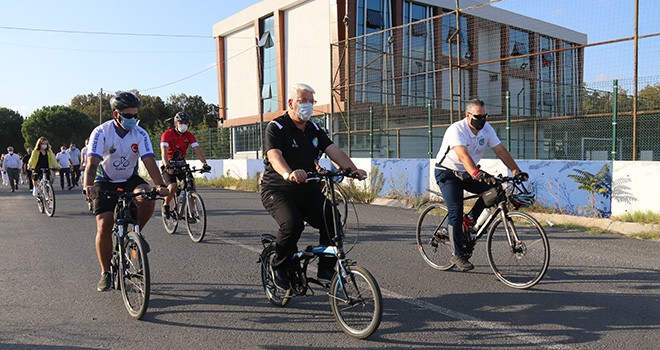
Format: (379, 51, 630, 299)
(191, 158, 659, 218)
(284, 0, 332, 106)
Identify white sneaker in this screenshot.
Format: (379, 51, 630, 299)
(32, 187, 38, 197)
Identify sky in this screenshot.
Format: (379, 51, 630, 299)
(1, 0, 658, 118)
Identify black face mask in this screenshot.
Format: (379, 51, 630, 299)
(470, 117, 486, 130)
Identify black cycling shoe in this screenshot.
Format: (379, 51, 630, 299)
(273, 267, 290, 290)
(450, 255, 474, 271)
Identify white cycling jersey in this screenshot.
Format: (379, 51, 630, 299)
(87, 120, 155, 183)
(436, 118, 501, 172)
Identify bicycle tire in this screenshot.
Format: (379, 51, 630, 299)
(36, 192, 45, 214)
(486, 211, 550, 289)
(329, 265, 382, 339)
(416, 204, 454, 270)
(43, 182, 56, 217)
(260, 245, 291, 307)
(185, 192, 207, 243)
(119, 231, 150, 319)
(161, 196, 178, 234)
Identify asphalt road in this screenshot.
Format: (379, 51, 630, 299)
(0, 185, 658, 350)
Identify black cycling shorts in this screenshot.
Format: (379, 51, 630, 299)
(162, 168, 185, 185)
(93, 175, 149, 216)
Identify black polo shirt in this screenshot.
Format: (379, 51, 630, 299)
(262, 113, 333, 190)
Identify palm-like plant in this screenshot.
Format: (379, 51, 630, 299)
(567, 163, 611, 217)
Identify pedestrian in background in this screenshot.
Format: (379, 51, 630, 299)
(68, 142, 82, 187)
(2, 147, 22, 192)
(55, 145, 73, 190)
(22, 147, 33, 191)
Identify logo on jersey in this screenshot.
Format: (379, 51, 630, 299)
(109, 146, 116, 154)
(479, 138, 485, 146)
(312, 137, 318, 148)
(292, 139, 299, 148)
(131, 143, 139, 153)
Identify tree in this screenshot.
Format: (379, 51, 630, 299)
(639, 83, 660, 111)
(70, 92, 113, 125)
(22, 106, 96, 151)
(567, 163, 612, 218)
(167, 94, 216, 127)
(0, 107, 26, 153)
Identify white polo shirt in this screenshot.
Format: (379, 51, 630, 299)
(88, 120, 155, 183)
(436, 118, 501, 172)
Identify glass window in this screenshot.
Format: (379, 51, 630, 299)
(509, 28, 530, 70)
(355, 0, 393, 103)
(561, 42, 579, 115)
(441, 12, 470, 60)
(403, 1, 435, 106)
(259, 16, 277, 114)
(538, 35, 556, 115)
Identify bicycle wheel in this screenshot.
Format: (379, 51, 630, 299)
(185, 192, 207, 243)
(486, 211, 550, 289)
(329, 265, 382, 339)
(416, 204, 454, 270)
(43, 182, 56, 217)
(161, 197, 178, 234)
(260, 245, 291, 306)
(36, 190, 45, 213)
(119, 231, 150, 319)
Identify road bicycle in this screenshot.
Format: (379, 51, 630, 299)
(101, 188, 159, 319)
(34, 168, 56, 217)
(416, 174, 550, 289)
(258, 168, 382, 339)
(160, 160, 209, 242)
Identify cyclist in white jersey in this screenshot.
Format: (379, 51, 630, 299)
(84, 91, 169, 292)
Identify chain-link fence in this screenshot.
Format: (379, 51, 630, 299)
(328, 0, 660, 161)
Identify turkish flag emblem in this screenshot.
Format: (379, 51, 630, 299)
(131, 143, 139, 153)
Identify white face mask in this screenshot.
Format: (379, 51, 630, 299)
(8, 151, 13, 155)
(41, 143, 48, 150)
(296, 103, 314, 121)
(177, 124, 188, 133)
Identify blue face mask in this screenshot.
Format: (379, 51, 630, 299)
(121, 117, 138, 131)
(296, 103, 314, 121)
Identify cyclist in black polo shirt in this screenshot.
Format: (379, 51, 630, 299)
(261, 82, 368, 290)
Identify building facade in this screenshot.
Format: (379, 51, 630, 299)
(213, 0, 587, 158)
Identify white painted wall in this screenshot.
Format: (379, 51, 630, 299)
(225, 26, 259, 120)
(191, 158, 660, 218)
(284, 0, 332, 106)
(611, 161, 660, 216)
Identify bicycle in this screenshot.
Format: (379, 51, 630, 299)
(34, 168, 56, 217)
(416, 174, 550, 289)
(100, 188, 159, 319)
(258, 168, 382, 339)
(160, 160, 209, 242)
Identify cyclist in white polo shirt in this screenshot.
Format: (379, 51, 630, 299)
(84, 91, 169, 292)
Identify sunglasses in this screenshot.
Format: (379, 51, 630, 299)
(119, 112, 139, 120)
(468, 112, 488, 120)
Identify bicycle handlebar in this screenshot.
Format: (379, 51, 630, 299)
(99, 188, 162, 201)
(305, 168, 360, 183)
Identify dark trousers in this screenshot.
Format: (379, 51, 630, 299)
(71, 165, 81, 186)
(261, 185, 337, 270)
(25, 169, 33, 190)
(435, 169, 494, 256)
(59, 168, 71, 189)
(6, 168, 20, 191)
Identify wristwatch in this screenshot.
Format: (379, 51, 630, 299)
(282, 171, 290, 181)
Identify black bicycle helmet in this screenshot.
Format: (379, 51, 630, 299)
(174, 111, 190, 122)
(110, 91, 142, 110)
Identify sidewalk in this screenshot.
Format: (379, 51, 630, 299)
(371, 198, 660, 237)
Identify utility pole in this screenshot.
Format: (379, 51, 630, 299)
(99, 88, 103, 125)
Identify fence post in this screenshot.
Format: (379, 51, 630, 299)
(369, 106, 374, 158)
(427, 100, 433, 158)
(505, 90, 511, 150)
(612, 80, 618, 160)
